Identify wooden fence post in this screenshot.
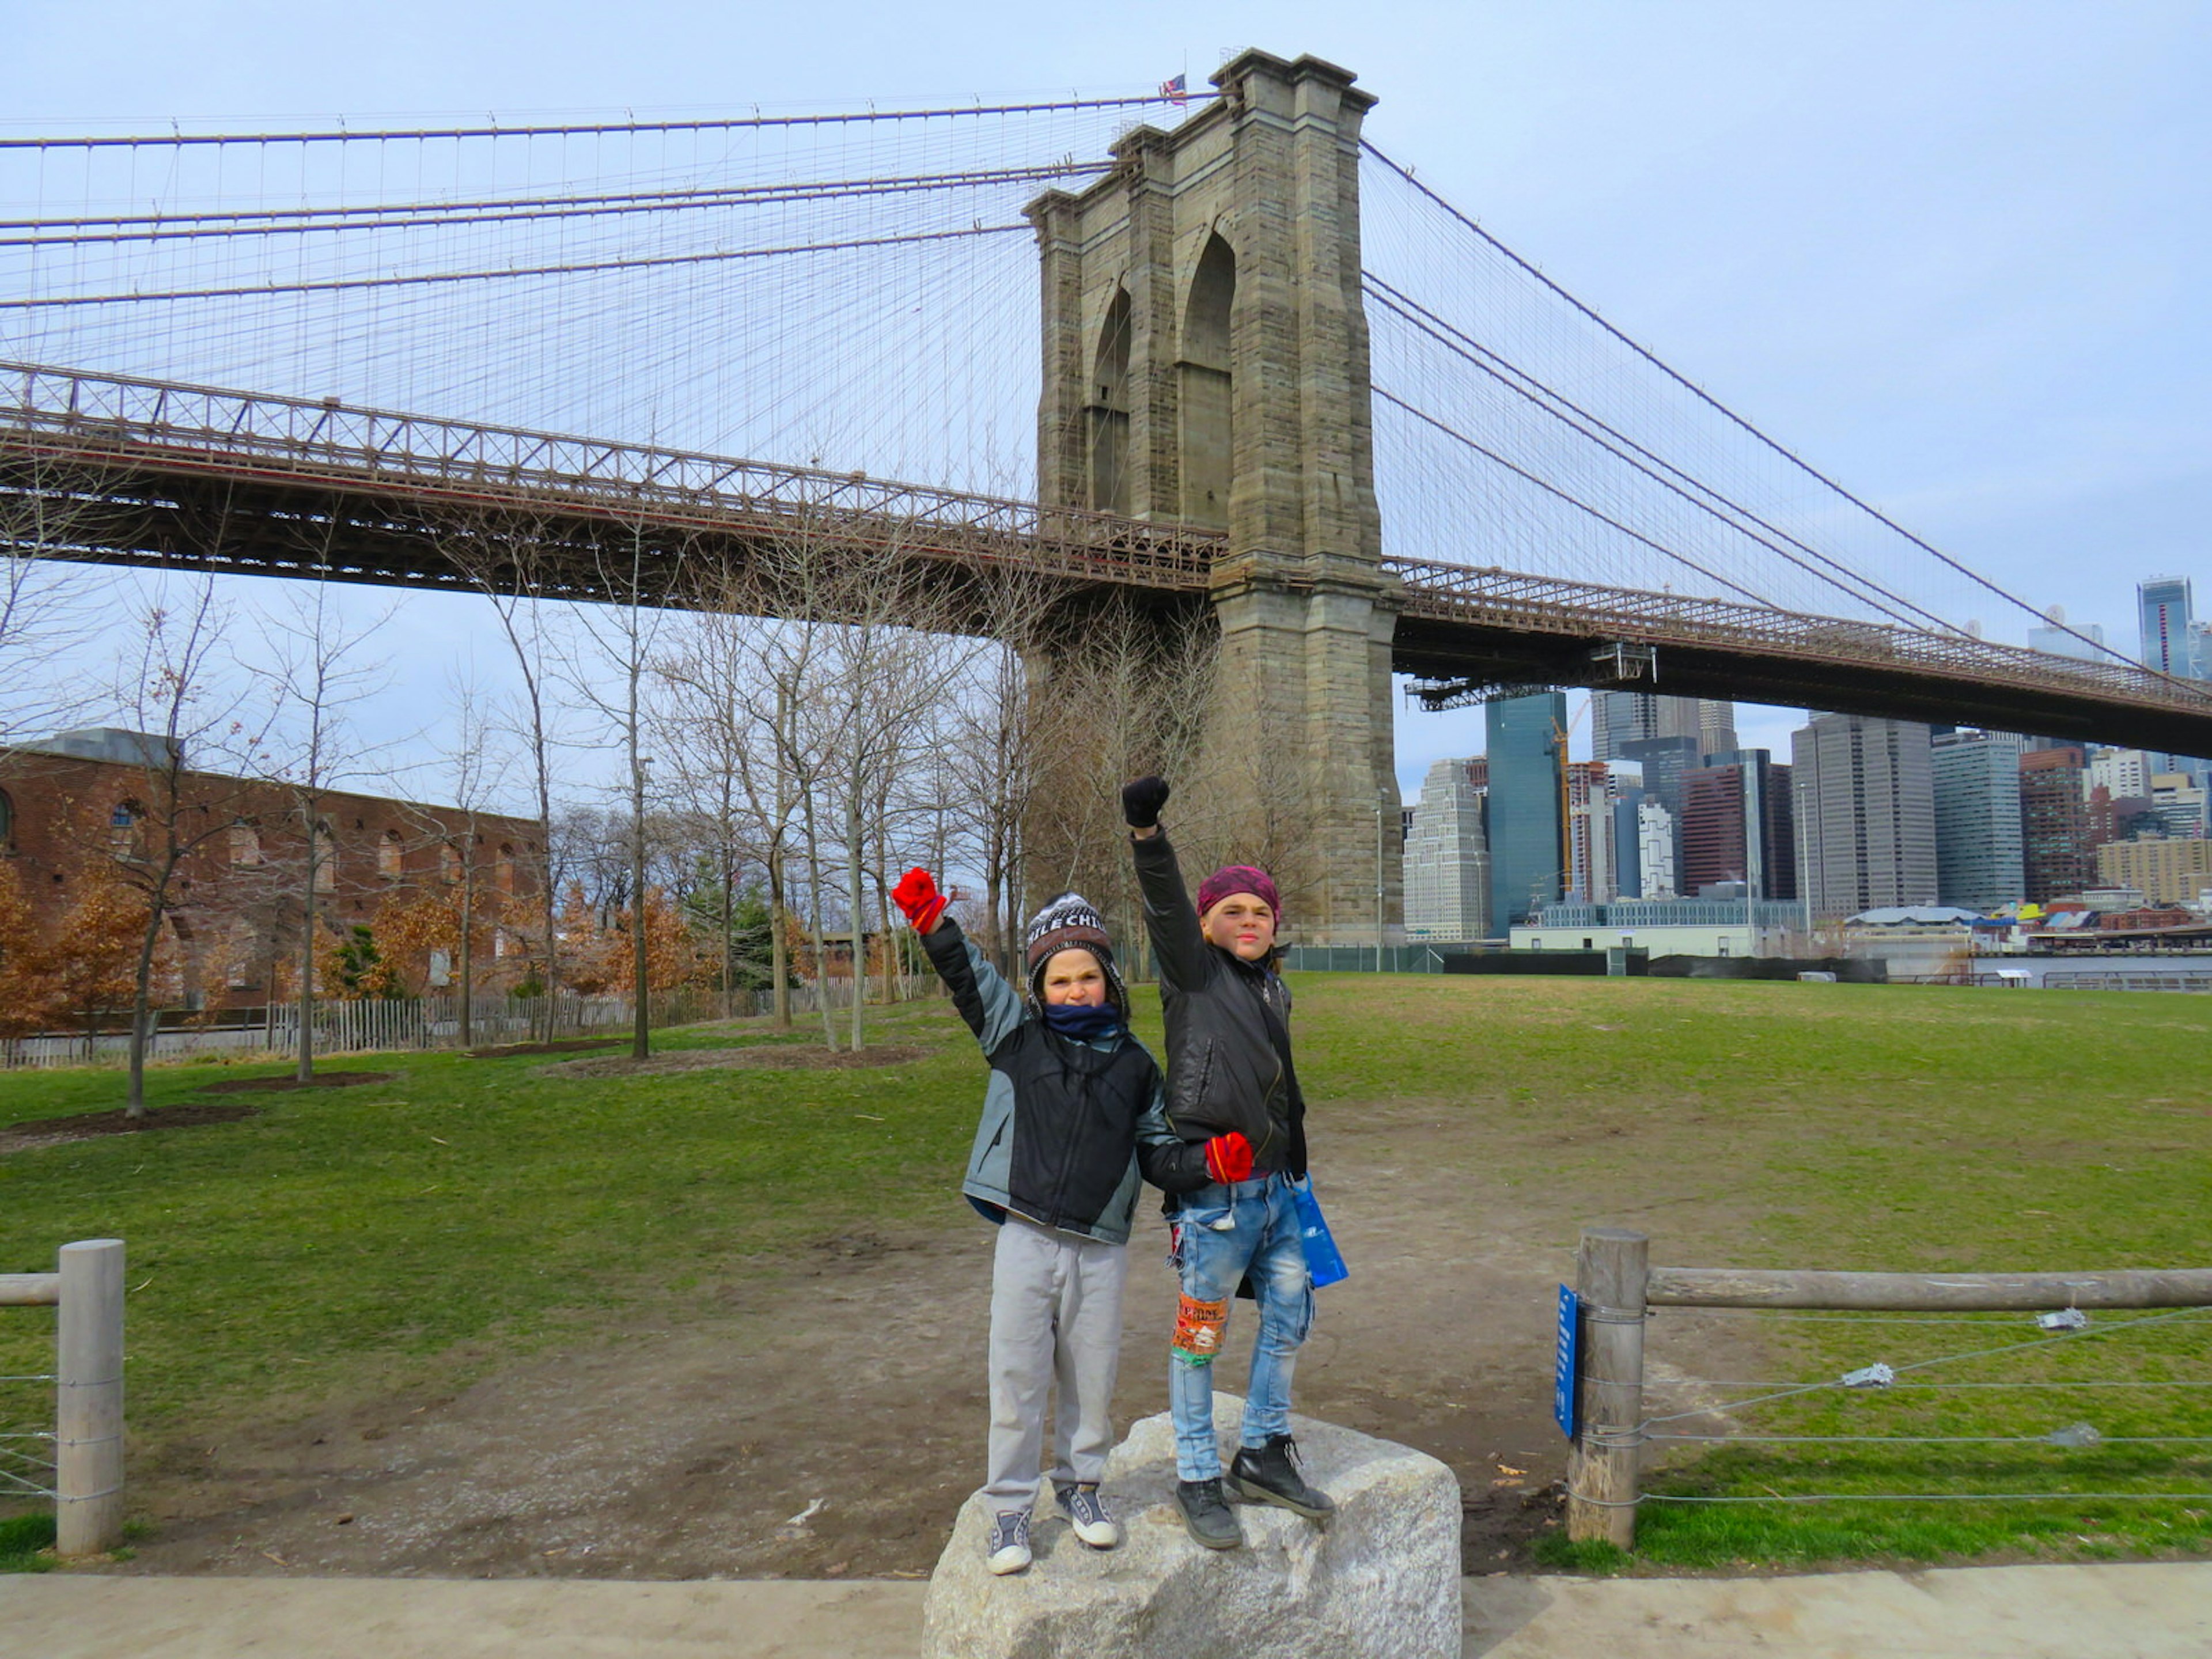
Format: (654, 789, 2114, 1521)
(55, 1238, 125, 1557)
(1567, 1226, 1648, 1548)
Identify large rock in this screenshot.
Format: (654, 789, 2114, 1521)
(922, 1392, 1460, 1658)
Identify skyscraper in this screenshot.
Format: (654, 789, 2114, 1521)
(2019, 747, 2097, 903)
(2140, 576, 2196, 675)
(1791, 714, 1937, 918)
(1566, 761, 1613, 903)
(1485, 691, 1567, 929)
(1930, 729, 2026, 911)
(1619, 733, 1700, 889)
(1680, 751, 1796, 900)
(1402, 757, 1490, 941)
(1593, 692, 1738, 763)
(1635, 799, 1677, 899)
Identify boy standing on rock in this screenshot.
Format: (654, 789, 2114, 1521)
(1119, 774, 1338, 1551)
(893, 870, 1188, 1575)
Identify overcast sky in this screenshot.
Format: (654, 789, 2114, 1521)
(9, 0, 2207, 803)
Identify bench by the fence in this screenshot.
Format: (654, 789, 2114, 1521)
(1563, 1226, 2212, 1548)
(0, 1239, 124, 1556)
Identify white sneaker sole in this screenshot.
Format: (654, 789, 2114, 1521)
(987, 1545, 1032, 1575)
(1069, 1519, 1122, 1549)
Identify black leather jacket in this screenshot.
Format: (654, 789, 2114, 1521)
(1131, 830, 1309, 1181)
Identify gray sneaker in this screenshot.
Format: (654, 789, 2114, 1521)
(986, 1509, 1032, 1575)
(1055, 1482, 1122, 1549)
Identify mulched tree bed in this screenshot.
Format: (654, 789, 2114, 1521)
(463, 1040, 626, 1059)
(544, 1044, 930, 1080)
(198, 1071, 396, 1094)
(0, 1101, 261, 1153)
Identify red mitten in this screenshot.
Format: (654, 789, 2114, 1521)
(1205, 1131, 1254, 1184)
(892, 866, 948, 933)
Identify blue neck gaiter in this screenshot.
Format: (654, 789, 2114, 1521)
(1043, 1003, 1122, 1041)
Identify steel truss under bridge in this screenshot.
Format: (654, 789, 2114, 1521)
(5, 362, 2210, 756)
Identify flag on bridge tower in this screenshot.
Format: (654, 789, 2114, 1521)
(1160, 74, 1188, 104)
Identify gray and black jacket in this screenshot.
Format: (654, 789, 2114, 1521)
(922, 916, 1200, 1245)
(1131, 829, 1309, 1191)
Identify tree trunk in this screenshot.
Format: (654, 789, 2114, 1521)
(124, 913, 160, 1119)
(457, 849, 475, 1049)
(297, 831, 318, 1084)
(800, 785, 837, 1051)
(846, 769, 866, 1054)
(768, 838, 791, 1029)
(630, 803, 650, 1060)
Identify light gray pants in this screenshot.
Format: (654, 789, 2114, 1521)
(983, 1213, 1131, 1512)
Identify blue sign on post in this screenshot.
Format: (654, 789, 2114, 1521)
(1553, 1284, 1579, 1439)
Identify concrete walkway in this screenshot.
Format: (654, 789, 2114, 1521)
(4, 1563, 2207, 1657)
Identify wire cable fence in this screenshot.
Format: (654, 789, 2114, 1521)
(1, 1244, 124, 1555)
(0, 1293, 58, 1510)
(1561, 1229, 2212, 1554)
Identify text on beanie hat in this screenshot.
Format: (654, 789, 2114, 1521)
(1022, 892, 1127, 1012)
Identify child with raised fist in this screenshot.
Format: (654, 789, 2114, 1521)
(892, 869, 1204, 1575)
(1118, 775, 1336, 1551)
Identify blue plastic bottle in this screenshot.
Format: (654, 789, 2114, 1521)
(1291, 1179, 1349, 1288)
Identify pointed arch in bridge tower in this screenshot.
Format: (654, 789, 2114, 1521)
(1027, 50, 1400, 945)
(1179, 233, 1234, 531)
(1089, 286, 1131, 514)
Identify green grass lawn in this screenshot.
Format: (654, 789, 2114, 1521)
(5, 974, 2211, 1572)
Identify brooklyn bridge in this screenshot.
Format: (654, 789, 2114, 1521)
(5, 51, 2207, 940)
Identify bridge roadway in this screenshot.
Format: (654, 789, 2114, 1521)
(7, 362, 2210, 755)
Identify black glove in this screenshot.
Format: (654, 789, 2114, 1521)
(1122, 775, 1171, 830)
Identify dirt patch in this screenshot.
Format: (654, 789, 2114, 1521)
(543, 1044, 931, 1080)
(0, 1101, 260, 1153)
(464, 1040, 625, 1060)
(92, 1094, 1768, 1586)
(199, 1070, 396, 1094)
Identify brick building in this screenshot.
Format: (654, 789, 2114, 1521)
(2018, 747, 2097, 903)
(0, 730, 543, 1010)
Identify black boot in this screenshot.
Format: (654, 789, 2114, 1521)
(1175, 1477, 1243, 1550)
(1228, 1433, 1335, 1522)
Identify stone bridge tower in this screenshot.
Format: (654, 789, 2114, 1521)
(1026, 50, 1401, 948)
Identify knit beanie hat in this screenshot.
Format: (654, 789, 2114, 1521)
(1023, 892, 1126, 1013)
(1197, 863, 1281, 924)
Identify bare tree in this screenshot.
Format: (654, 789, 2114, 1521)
(558, 514, 692, 1059)
(1021, 594, 1220, 977)
(433, 506, 578, 1041)
(98, 577, 270, 1116)
(248, 582, 399, 1081)
(938, 565, 1065, 973)
(650, 609, 774, 1020)
(0, 446, 103, 755)
(395, 673, 513, 1047)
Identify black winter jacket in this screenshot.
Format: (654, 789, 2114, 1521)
(1130, 830, 1309, 1186)
(922, 916, 1200, 1240)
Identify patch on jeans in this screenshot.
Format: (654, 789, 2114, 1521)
(1172, 1294, 1230, 1362)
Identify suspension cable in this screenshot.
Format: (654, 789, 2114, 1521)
(0, 93, 1209, 151)
(1, 164, 1109, 247)
(1361, 139, 2184, 680)
(0, 224, 1032, 309)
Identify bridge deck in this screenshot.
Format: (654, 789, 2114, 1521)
(5, 362, 2209, 753)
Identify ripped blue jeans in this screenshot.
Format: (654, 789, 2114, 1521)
(1168, 1172, 1315, 1482)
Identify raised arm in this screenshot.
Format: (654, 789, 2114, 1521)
(1123, 778, 1211, 993)
(897, 867, 1024, 1053)
(921, 918, 1026, 1053)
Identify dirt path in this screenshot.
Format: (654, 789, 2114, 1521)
(104, 1096, 1765, 1581)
